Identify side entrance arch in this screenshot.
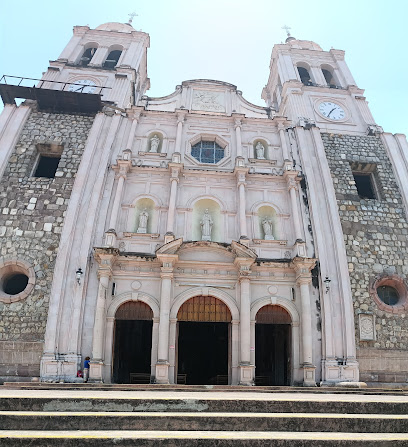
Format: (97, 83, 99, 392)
(176, 296, 232, 385)
(112, 301, 153, 384)
(255, 304, 292, 386)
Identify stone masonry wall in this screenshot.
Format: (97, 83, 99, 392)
(0, 106, 94, 379)
(321, 133, 408, 383)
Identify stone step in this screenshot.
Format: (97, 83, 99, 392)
(1, 411, 407, 433)
(1, 395, 407, 414)
(3, 382, 405, 395)
(1, 430, 408, 446)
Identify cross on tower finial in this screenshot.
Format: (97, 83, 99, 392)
(128, 12, 138, 25)
(282, 25, 292, 37)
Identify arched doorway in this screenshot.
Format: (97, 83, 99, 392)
(255, 305, 291, 386)
(176, 296, 231, 385)
(113, 301, 153, 384)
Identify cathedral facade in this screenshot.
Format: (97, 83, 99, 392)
(0, 22, 407, 386)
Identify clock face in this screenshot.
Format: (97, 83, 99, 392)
(68, 79, 96, 94)
(318, 101, 346, 121)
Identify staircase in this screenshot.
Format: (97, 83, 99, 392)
(0, 384, 407, 446)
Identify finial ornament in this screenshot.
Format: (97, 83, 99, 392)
(128, 12, 138, 25)
(282, 25, 292, 37)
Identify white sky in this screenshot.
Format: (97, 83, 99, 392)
(1, 0, 407, 135)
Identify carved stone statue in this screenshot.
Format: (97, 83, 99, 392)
(200, 209, 213, 241)
(262, 217, 274, 240)
(149, 134, 160, 153)
(255, 142, 265, 160)
(137, 208, 149, 233)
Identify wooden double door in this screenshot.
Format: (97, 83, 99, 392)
(176, 296, 231, 385)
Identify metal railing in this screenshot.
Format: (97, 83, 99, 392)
(0, 75, 111, 95)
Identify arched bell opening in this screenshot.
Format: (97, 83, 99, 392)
(112, 301, 153, 384)
(176, 296, 232, 385)
(255, 305, 291, 386)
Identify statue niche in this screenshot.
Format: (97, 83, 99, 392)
(200, 209, 213, 241)
(255, 141, 266, 160)
(258, 205, 278, 241)
(149, 134, 160, 153)
(137, 208, 149, 234)
(262, 217, 274, 240)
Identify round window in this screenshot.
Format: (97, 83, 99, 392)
(370, 275, 408, 313)
(0, 259, 35, 303)
(377, 285, 399, 306)
(3, 273, 29, 295)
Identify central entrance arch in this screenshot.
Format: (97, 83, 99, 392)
(176, 296, 231, 385)
(112, 301, 153, 384)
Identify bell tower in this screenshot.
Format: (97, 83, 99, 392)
(41, 22, 150, 108)
(262, 35, 380, 135)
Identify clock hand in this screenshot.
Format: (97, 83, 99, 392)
(327, 107, 336, 117)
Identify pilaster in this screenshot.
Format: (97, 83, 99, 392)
(107, 151, 133, 238)
(155, 252, 178, 383)
(166, 155, 183, 236)
(234, 159, 249, 239)
(89, 248, 118, 382)
(283, 167, 304, 247)
(175, 110, 187, 154)
(293, 257, 317, 386)
(234, 255, 256, 386)
(232, 114, 245, 158)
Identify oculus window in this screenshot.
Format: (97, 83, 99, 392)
(191, 141, 224, 164)
(377, 285, 399, 306)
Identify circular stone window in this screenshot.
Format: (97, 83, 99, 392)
(370, 275, 408, 313)
(0, 259, 35, 303)
(377, 285, 399, 306)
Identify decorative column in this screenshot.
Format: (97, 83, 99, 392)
(234, 251, 256, 386)
(168, 318, 178, 384)
(235, 160, 249, 240)
(293, 258, 317, 386)
(59, 26, 89, 62)
(250, 319, 256, 366)
(231, 320, 240, 385)
(155, 253, 178, 383)
(310, 65, 327, 86)
(88, 46, 109, 68)
(284, 168, 306, 256)
(151, 317, 160, 378)
(126, 111, 141, 149)
(89, 248, 118, 382)
(175, 111, 186, 153)
(276, 120, 290, 161)
(103, 316, 115, 383)
(165, 158, 183, 239)
(107, 152, 132, 239)
(234, 117, 244, 158)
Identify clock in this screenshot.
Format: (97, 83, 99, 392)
(318, 101, 346, 121)
(68, 79, 97, 94)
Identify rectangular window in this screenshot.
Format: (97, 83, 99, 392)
(33, 143, 63, 178)
(353, 173, 376, 199)
(350, 162, 379, 200)
(34, 155, 60, 178)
